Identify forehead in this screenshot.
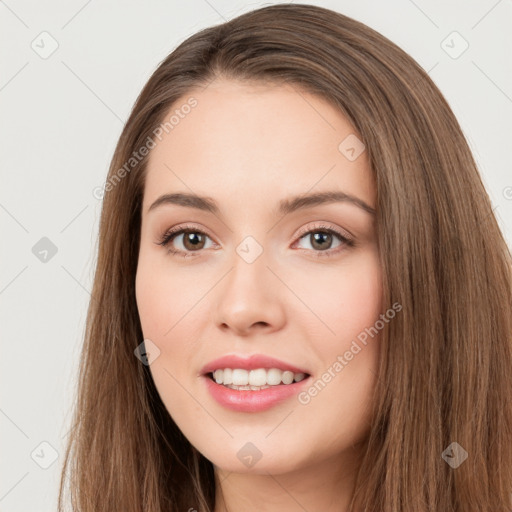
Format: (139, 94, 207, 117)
(143, 79, 374, 213)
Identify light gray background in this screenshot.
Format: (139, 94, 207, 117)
(1, 1, 511, 510)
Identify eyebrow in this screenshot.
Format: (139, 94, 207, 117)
(147, 191, 376, 216)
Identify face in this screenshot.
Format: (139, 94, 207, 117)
(135, 78, 382, 475)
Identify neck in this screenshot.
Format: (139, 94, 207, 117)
(213, 446, 362, 512)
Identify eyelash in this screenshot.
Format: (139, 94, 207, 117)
(156, 222, 355, 259)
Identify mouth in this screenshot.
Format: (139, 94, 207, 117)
(200, 354, 312, 411)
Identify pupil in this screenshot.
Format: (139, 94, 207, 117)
(183, 233, 202, 249)
(312, 232, 331, 250)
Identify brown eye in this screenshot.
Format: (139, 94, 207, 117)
(181, 231, 207, 251)
(296, 229, 350, 252)
(308, 231, 334, 251)
(293, 223, 355, 258)
(157, 226, 215, 258)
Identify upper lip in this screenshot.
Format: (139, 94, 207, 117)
(201, 354, 310, 376)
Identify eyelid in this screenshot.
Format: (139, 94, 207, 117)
(293, 221, 354, 243)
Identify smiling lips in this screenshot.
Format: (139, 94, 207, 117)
(201, 354, 311, 412)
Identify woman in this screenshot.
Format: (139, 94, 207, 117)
(58, 4, 512, 511)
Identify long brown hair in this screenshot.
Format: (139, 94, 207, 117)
(58, 4, 512, 511)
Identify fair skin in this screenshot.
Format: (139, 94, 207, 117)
(135, 78, 382, 512)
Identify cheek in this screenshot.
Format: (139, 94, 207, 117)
(293, 252, 382, 437)
(334, 257, 382, 337)
(135, 252, 204, 339)
(134, 253, 211, 387)
(135, 258, 208, 423)
(297, 252, 383, 347)
(135, 263, 167, 338)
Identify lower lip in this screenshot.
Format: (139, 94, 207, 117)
(203, 375, 310, 412)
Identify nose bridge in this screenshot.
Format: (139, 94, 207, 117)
(214, 237, 285, 333)
(224, 238, 272, 303)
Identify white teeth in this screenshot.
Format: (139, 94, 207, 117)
(232, 369, 249, 386)
(249, 368, 267, 386)
(267, 368, 282, 385)
(223, 368, 233, 385)
(282, 370, 294, 384)
(210, 367, 308, 387)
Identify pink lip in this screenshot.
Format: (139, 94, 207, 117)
(200, 354, 309, 375)
(203, 376, 310, 412)
(200, 354, 311, 413)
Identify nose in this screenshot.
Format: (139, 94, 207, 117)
(213, 249, 286, 337)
